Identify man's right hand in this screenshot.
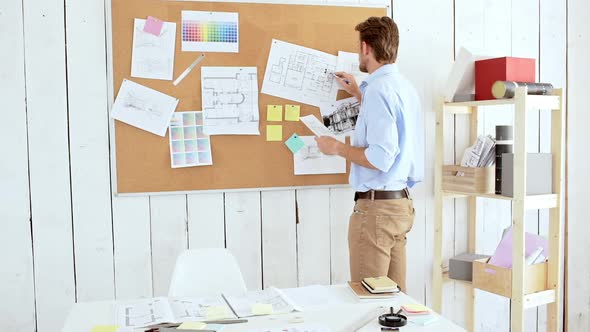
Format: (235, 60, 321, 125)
(334, 72, 362, 102)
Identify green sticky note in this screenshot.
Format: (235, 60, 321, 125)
(267, 105, 283, 122)
(285, 104, 300, 121)
(285, 133, 305, 154)
(267, 125, 283, 141)
(178, 321, 207, 330)
(251, 303, 274, 316)
(91, 326, 119, 332)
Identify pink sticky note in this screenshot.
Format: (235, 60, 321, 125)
(144, 16, 164, 36)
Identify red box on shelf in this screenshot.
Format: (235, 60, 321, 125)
(475, 57, 536, 100)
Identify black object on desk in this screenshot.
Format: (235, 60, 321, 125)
(378, 307, 408, 328)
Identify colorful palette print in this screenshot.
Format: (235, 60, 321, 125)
(168, 111, 213, 168)
(181, 11, 239, 53)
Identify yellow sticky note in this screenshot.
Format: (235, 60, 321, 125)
(252, 303, 274, 315)
(206, 306, 229, 320)
(91, 326, 119, 332)
(266, 125, 283, 141)
(285, 104, 300, 121)
(178, 321, 207, 330)
(267, 105, 283, 122)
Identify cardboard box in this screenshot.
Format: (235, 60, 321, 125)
(449, 253, 491, 281)
(472, 258, 547, 298)
(442, 165, 495, 194)
(475, 57, 536, 100)
(501, 153, 552, 197)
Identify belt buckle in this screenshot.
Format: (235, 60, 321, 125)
(370, 190, 375, 200)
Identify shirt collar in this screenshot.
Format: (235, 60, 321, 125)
(360, 63, 399, 90)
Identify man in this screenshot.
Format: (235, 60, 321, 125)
(316, 16, 422, 292)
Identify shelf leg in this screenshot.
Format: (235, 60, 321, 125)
(433, 106, 445, 313)
(465, 196, 476, 332)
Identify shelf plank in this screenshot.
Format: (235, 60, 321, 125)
(523, 289, 556, 309)
(442, 191, 558, 209)
(443, 95, 560, 112)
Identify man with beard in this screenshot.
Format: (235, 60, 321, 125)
(315, 16, 422, 292)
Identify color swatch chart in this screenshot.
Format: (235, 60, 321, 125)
(168, 111, 213, 168)
(181, 11, 239, 53)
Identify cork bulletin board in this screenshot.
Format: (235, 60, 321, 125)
(111, 0, 387, 193)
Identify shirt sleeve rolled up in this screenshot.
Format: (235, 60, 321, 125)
(362, 89, 400, 172)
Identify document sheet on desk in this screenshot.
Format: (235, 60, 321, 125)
(222, 288, 296, 318)
(244, 327, 330, 332)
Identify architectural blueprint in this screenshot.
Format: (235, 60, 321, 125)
(111, 79, 179, 136)
(294, 136, 346, 175)
(115, 296, 234, 328)
(300, 115, 334, 137)
(262, 39, 339, 107)
(319, 97, 360, 136)
(131, 18, 176, 80)
(201, 67, 260, 135)
(222, 288, 296, 318)
(336, 51, 369, 87)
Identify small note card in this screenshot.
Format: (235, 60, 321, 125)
(252, 303, 274, 316)
(91, 326, 119, 332)
(206, 306, 229, 320)
(267, 105, 283, 122)
(178, 322, 207, 330)
(144, 16, 164, 36)
(285, 104, 300, 121)
(267, 125, 283, 141)
(285, 133, 305, 154)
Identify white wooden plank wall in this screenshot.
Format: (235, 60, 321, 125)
(1, 0, 581, 331)
(566, 0, 590, 331)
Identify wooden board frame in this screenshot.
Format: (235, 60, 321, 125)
(108, 0, 388, 194)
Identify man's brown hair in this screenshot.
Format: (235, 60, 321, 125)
(355, 16, 399, 63)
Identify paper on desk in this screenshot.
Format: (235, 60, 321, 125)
(299, 115, 334, 137)
(91, 326, 119, 332)
(115, 296, 235, 328)
(111, 79, 179, 136)
(178, 322, 207, 330)
(131, 18, 176, 80)
(222, 288, 297, 318)
(243, 327, 330, 332)
(279, 285, 353, 311)
(336, 51, 369, 88)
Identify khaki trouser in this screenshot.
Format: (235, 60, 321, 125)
(348, 196, 415, 292)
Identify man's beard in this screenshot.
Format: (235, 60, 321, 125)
(359, 61, 368, 73)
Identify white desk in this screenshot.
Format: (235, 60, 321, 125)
(62, 285, 465, 332)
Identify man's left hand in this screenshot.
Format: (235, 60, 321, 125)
(315, 136, 345, 156)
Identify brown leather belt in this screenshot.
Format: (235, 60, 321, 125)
(354, 189, 409, 201)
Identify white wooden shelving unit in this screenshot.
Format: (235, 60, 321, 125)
(432, 87, 564, 332)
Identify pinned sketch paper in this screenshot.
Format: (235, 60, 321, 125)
(267, 105, 283, 121)
(131, 18, 176, 80)
(111, 79, 179, 136)
(144, 16, 164, 36)
(169, 111, 213, 168)
(201, 67, 260, 135)
(294, 136, 346, 175)
(285, 133, 305, 154)
(262, 39, 339, 107)
(285, 105, 301, 121)
(266, 125, 283, 141)
(300, 115, 334, 137)
(319, 97, 360, 136)
(336, 51, 369, 88)
(182, 11, 239, 53)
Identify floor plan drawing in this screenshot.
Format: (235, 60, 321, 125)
(116, 297, 172, 328)
(201, 66, 260, 135)
(262, 39, 339, 107)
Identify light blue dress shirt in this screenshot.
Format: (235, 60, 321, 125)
(350, 63, 424, 192)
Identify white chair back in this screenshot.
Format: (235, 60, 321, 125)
(168, 248, 247, 298)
